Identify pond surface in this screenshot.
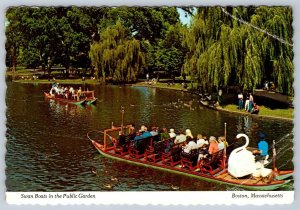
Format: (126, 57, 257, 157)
(5, 82, 294, 191)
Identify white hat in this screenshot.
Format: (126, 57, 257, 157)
(209, 136, 217, 142)
(185, 129, 192, 137)
(170, 128, 175, 133)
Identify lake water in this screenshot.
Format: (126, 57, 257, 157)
(5, 81, 294, 191)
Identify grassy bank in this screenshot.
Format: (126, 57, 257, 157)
(222, 104, 293, 120)
(134, 82, 294, 121)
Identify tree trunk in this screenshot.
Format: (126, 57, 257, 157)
(12, 45, 17, 73)
(47, 65, 52, 81)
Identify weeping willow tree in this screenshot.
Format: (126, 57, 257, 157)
(183, 6, 294, 95)
(89, 21, 145, 83)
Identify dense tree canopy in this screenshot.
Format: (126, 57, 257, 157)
(182, 6, 293, 95)
(89, 21, 145, 83)
(5, 6, 294, 95)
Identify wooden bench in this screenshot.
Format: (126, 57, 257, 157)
(197, 149, 225, 175)
(113, 135, 131, 155)
(144, 137, 172, 162)
(180, 149, 199, 170)
(129, 137, 152, 159)
(161, 141, 183, 166)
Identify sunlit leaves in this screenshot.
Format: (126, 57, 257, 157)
(89, 21, 145, 83)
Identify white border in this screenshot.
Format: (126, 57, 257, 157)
(1, 0, 299, 209)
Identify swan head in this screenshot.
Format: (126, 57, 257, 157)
(236, 133, 248, 139)
(236, 133, 250, 148)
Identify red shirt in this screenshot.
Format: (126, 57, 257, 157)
(208, 141, 219, 154)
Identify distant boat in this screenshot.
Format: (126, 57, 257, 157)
(44, 92, 86, 105)
(87, 126, 293, 191)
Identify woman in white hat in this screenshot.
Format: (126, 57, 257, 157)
(169, 128, 176, 138)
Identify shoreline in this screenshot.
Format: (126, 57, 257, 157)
(10, 79, 293, 122)
(132, 83, 293, 122)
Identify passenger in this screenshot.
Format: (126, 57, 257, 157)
(77, 87, 82, 100)
(69, 86, 74, 94)
(118, 131, 128, 147)
(160, 127, 170, 140)
(185, 129, 193, 139)
(60, 86, 65, 95)
(217, 136, 226, 151)
(196, 134, 209, 148)
(64, 87, 69, 99)
(141, 126, 152, 138)
(150, 127, 159, 136)
(183, 138, 197, 153)
(174, 129, 186, 144)
(128, 124, 137, 140)
(133, 131, 143, 142)
(169, 128, 176, 138)
(252, 132, 269, 162)
(50, 87, 55, 96)
(208, 136, 219, 155)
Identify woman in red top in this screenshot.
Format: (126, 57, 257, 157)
(208, 136, 219, 154)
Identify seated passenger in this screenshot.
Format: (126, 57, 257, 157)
(160, 127, 170, 140)
(217, 136, 226, 151)
(128, 124, 137, 140)
(133, 131, 143, 142)
(208, 136, 219, 155)
(197, 136, 218, 161)
(169, 128, 176, 138)
(117, 131, 128, 147)
(150, 127, 159, 136)
(77, 87, 82, 100)
(174, 129, 186, 144)
(141, 126, 152, 138)
(252, 132, 269, 162)
(183, 138, 197, 154)
(185, 129, 193, 139)
(196, 134, 209, 148)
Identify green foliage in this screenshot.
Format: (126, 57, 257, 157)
(183, 6, 294, 95)
(89, 21, 145, 83)
(147, 23, 185, 75)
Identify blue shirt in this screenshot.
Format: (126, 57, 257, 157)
(134, 135, 143, 141)
(142, 131, 152, 138)
(258, 140, 268, 156)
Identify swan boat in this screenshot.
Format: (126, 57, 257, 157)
(87, 125, 293, 191)
(44, 92, 86, 105)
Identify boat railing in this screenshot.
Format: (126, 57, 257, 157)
(82, 90, 95, 99)
(198, 149, 225, 175)
(87, 130, 108, 145)
(103, 125, 133, 150)
(129, 136, 154, 158)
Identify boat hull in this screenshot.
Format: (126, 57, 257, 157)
(275, 170, 294, 180)
(91, 140, 292, 191)
(86, 98, 97, 105)
(44, 92, 86, 105)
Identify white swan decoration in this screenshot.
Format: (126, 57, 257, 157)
(228, 134, 257, 178)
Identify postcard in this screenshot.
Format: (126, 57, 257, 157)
(2, 0, 296, 207)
